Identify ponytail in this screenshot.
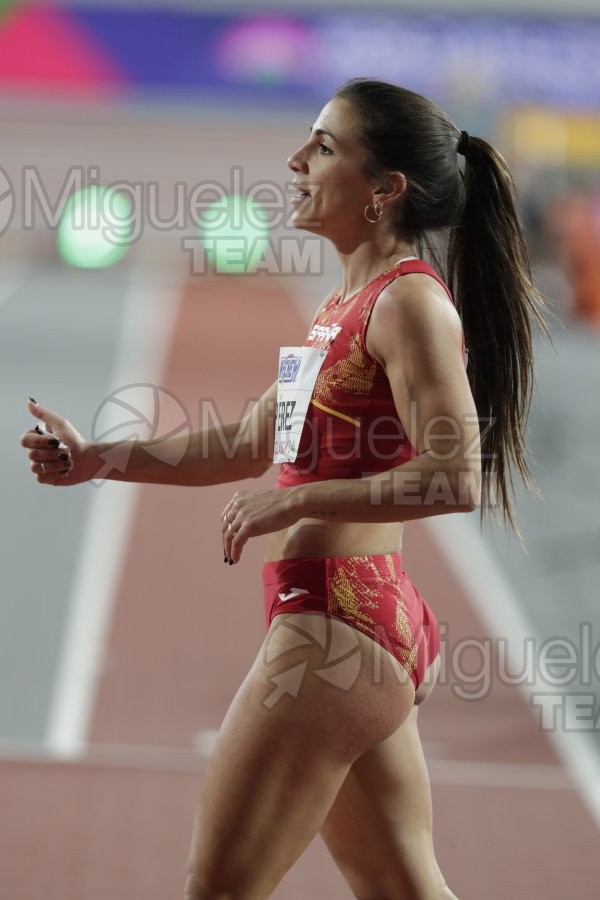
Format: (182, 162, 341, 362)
(447, 137, 551, 543)
(335, 78, 552, 543)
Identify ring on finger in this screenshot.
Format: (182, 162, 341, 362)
(41, 462, 47, 472)
(227, 522, 237, 536)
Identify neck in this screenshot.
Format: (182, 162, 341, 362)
(336, 239, 417, 304)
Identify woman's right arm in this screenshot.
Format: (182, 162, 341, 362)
(21, 382, 277, 487)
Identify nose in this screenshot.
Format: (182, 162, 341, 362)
(287, 146, 308, 173)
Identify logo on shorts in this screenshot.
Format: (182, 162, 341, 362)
(279, 354, 302, 384)
(277, 587, 310, 603)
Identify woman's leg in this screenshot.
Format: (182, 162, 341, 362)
(320, 663, 459, 900)
(184, 612, 416, 900)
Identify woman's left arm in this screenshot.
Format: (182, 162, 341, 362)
(290, 277, 482, 523)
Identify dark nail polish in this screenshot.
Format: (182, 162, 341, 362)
(48, 438, 59, 448)
(29, 396, 37, 404)
(58, 452, 68, 461)
(229, 559, 234, 565)
(34, 425, 43, 435)
(223, 552, 228, 563)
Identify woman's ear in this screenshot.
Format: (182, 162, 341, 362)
(375, 171, 407, 203)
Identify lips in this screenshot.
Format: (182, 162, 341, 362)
(291, 183, 312, 201)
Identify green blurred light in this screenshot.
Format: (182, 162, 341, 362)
(0, 0, 17, 23)
(57, 186, 133, 269)
(200, 194, 270, 274)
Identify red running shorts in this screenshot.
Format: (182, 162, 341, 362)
(262, 553, 440, 692)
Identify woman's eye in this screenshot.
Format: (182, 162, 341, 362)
(319, 143, 333, 155)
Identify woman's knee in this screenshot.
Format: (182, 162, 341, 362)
(184, 871, 211, 900)
(184, 866, 221, 900)
(184, 867, 248, 900)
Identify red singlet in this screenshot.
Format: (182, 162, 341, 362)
(276, 258, 465, 488)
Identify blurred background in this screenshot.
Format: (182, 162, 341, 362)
(1, 1, 599, 898)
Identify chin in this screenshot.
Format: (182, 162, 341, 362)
(289, 211, 323, 234)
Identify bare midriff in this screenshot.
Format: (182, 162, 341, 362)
(265, 519, 404, 562)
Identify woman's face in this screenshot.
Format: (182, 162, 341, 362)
(287, 97, 378, 240)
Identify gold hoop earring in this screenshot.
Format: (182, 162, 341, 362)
(364, 201, 383, 224)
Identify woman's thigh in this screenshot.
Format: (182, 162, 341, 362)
(320, 704, 455, 900)
(185, 612, 415, 900)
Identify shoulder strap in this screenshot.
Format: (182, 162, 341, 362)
(393, 258, 455, 305)
(364, 259, 467, 367)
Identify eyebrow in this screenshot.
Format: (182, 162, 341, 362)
(310, 126, 339, 143)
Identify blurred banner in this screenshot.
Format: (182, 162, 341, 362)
(2, 3, 600, 323)
(1, 4, 600, 109)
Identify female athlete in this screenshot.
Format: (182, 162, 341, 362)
(21, 79, 547, 898)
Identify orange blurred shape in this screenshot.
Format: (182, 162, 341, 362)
(550, 194, 600, 328)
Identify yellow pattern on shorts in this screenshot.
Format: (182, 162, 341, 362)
(395, 600, 419, 673)
(329, 557, 418, 674)
(329, 558, 378, 631)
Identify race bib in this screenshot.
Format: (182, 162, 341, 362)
(273, 345, 328, 463)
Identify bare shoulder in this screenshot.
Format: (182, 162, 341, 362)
(366, 272, 463, 370)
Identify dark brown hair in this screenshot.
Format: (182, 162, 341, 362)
(335, 78, 551, 542)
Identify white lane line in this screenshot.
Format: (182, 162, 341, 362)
(0, 262, 29, 309)
(425, 514, 600, 828)
(426, 760, 572, 790)
(44, 482, 138, 759)
(192, 728, 221, 757)
(44, 269, 184, 760)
